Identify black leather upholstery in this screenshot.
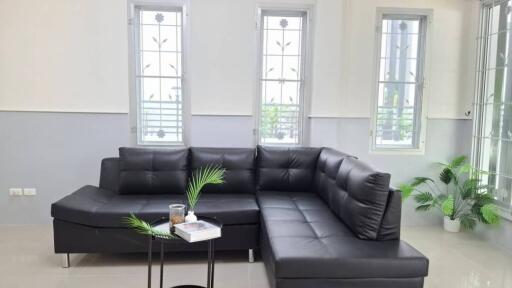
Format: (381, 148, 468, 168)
(258, 191, 428, 279)
(118, 147, 189, 195)
(378, 187, 402, 240)
(51, 146, 429, 288)
(99, 158, 120, 192)
(54, 219, 259, 253)
(257, 146, 321, 192)
(51, 185, 259, 227)
(314, 148, 354, 202)
(315, 148, 391, 240)
(190, 147, 256, 194)
(332, 157, 391, 239)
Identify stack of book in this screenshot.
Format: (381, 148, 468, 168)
(174, 220, 221, 242)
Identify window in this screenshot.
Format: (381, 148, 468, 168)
(372, 11, 428, 151)
(257, 10, 308, 145)
(473, 0, 512, 213)
(130, 5, 185, 145)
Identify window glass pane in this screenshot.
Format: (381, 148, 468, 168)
(135, 7, 184, 144)
(374, 15, 426, 149)
(475, 1, 512, 210)
(259, 12, 306, 145)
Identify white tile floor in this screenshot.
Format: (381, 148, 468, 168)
(0, 225, 511, 288)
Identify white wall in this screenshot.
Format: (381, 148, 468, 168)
(0, 0, 129, 113)
(0, 0, 478, 120)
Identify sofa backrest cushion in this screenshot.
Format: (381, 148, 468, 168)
(99, 157, 120, 192)
(257, 145, 321, 192)
(118, 147, 189, 195)
(190, 147, 256, 194)
(314, 148, 354, 202)
(326, 157, 391, 240)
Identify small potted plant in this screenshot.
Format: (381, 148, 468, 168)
(400, 156, 500, 232)
(185, 165, 225, 222)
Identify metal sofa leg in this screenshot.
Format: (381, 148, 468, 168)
(248, 249, 254, 263)
(62, 253, 70, 268)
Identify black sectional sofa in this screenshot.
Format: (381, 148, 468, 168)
(51, 146, 429, 288)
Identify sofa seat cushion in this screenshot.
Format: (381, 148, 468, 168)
(257, 191, 428, 279)
(51, 186, 259, 227)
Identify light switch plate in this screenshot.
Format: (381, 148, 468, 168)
(23, 188, 37, 196)
(9, 188, 23, 196)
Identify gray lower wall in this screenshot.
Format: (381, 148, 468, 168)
(1, 111, 510, 253)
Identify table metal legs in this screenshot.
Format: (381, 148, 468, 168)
(207, 240, 216, 288)
(160, 242, 164, 288)
(148, 239, 216, 288)
(148, 236, 153, 288)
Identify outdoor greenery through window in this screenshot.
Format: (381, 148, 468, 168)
(373, 13, 427, 150)
(258, 11, 307, 145)
(132, 6, 184, 145)
(473, 0, 512, 212)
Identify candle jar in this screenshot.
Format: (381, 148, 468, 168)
(169, 204, 186, 227)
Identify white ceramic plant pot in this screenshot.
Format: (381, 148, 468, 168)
(185, 211, 198, 223)
(443, 216, 461, 233)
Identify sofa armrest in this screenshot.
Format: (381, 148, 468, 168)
(377, 187, 402, 240)
(51, 185, 115, 222)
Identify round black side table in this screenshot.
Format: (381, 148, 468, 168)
(147, 216, 222, 288)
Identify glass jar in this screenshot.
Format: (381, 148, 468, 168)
(169, 204, 186, 227)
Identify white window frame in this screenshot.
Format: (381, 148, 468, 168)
(127, 0, 190, 146)
(472, 0, 512, 219)
(370, 8, 432, 154)
(254, 5, 313, 147)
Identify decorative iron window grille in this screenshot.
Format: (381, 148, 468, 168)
(373, 13, 428, 150)
(258, 11, 308, 145)
(133, 7, 184, 145)
(473, 0, 512, 213)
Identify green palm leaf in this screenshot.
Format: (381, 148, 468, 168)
(415, 204, 433, 211)
(441, 195, 454, 217)
(187, 165, 226, 210)
(460, 214, 477, 231)
(449, 156, 467, 169)
(399, 184, 414, 200)
(414, 191, 434, 204)
(411, 177, 434, 187)
(461, 178, 479, 198)
(439, 168, 454, 184)
(480, 204, 500, 225)
(123, 213, 176, 239)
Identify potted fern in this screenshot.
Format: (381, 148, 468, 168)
(400, 156, 500, 232)
(185, 165, 225, 222)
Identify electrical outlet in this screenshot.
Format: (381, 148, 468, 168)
(23, 188, 37, 196)
(9, 188, 23, 196)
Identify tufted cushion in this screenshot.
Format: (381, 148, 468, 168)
(327, 157, 391, 240)
(118, 147, 189, 195)
(314, 148, 354, 202)
(257, 145, 321, 192)
(190, 147, 256, 194)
